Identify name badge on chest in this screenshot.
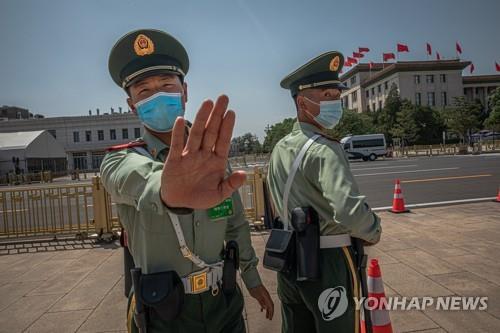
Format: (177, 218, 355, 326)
(208, 198, 234, 220)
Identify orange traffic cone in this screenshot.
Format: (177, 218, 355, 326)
(389, 179, 409, 213)
(361, 259, 393, 333)
(495, 187, 500, 203)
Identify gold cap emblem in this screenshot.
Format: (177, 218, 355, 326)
(329, 56, 340, 72)
(134, 34, 155, 56)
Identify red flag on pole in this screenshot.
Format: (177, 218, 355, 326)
(496, 62, 500, 72)
(456, 42, 462, 54)
(470, 63, 475, 74)
(344, 59, 352, 67)
(436, 52, 441, 60)
(383, 53, 396, 62)
(347, 56, 358, 64)
(353, 52, 364, 58)
(369, 61, 375, 69)
(426, 43, 432, 55)
(359, 47, 370, 53)
(397, 43, 409, 52)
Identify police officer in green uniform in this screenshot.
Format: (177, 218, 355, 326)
(266, 51, 382, 333)
(102, 29, 274, 333)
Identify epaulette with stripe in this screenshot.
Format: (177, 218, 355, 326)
(106, 140, 146, 152)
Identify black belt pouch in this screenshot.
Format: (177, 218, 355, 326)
(139, 271, 185, 321)
(263, 227, 296, 273)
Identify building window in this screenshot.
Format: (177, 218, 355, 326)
(372, 103, 376, 111)
(440, 74, 446, 83)
(110, 129, 116, 140)
(378, 101, 383, 110)
(352, 91, 358, 103)
(377, 85, 381, 93)
(426, 75, 434, 84)
(98, 130, 104, 141)
(122, 128, 129, 139)
(371, 87, 375, 95)
(415, 93, 421, 106)
(85, 130, 92, 142)
(384, 81, 388, 90)
(48, 129, 56, 139)
(73, 152, 87, 170)
(441, 92, 448, 106)
(134, 128, 141, 139)
(367, 105, 371, 112)
(427, 92, 436, 106)
(414, 75, 420, 84)
(351, 76, 357, 85)
(366, 90, 369, 98)
(73, 131, 80, 143)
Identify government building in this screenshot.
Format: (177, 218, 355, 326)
(340, 59, 500, 113)
(0, 109, 142, 171)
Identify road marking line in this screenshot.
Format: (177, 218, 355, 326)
(372, 197, 497, 211)
(354, 167, 459, 177)
(401, 174, 492, 184)
(350, 165, 417, 171)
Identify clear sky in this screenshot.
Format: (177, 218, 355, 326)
(1, 0, 499, 140)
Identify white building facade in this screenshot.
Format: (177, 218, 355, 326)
(340, 60, 500, 113)
(0, 112, 143, 171)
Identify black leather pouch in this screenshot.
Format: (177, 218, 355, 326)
(139, 270, 185, 321)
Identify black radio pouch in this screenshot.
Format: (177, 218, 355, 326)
(139, 270, 185, 322)
(263, 219, 296, 274)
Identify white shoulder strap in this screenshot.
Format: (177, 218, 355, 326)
(132, 145, 218, 269)
(282, 134, 320, 230)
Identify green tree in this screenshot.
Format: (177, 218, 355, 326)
(328, 109, 376, 139)
(231, 133, 261, 155)
(485, 87, 500, 133)
(373, 83, 402, 142)
(391, 100, 418, 145)
(262, 118, 296, 153)
(443, 97, 482, 144)
(414, 106, 447, 144)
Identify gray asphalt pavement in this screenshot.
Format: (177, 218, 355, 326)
(351, 153, 500, 208)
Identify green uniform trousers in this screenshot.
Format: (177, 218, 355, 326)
(277, 247, 360, 333)
(127, 286, 246, 333)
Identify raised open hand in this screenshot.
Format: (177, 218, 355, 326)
(160, 95, 246, 210)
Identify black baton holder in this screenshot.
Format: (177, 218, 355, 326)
(223, 240, 239, 298)
(291, 207, 320, 282)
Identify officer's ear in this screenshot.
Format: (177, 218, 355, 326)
(127, 97, 137, 114)
(295, 94, 307, 113)
(182, 81, 188, 104)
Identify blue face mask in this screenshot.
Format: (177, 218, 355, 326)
(304, 97, 343, 129)
(134, 92, 184, 133)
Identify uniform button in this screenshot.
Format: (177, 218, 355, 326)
(195, 221, 200, 227)
(151, 203, 158, 212)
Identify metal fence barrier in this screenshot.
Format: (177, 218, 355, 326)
(0, 171, 267, 241)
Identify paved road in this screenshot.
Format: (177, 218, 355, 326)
(351, 153, 500, 208)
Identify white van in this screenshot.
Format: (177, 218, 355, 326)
(340, 134, 387, 161)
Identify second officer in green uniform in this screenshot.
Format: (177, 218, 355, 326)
(101, 29, 274, 333)
(266, 51, 382, 333)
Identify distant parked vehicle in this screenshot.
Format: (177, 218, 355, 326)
(471, 131, 500, 142)
(340, 134, 387, 161)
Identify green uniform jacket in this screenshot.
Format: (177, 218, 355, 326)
(100, 129, 262, 289)
(268, 121, 381, 244)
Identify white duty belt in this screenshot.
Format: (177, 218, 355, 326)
(280, 134, 351, 249)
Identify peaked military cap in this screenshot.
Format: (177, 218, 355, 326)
(280, 51, 347, 96)
(108, 29, 189, 89)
